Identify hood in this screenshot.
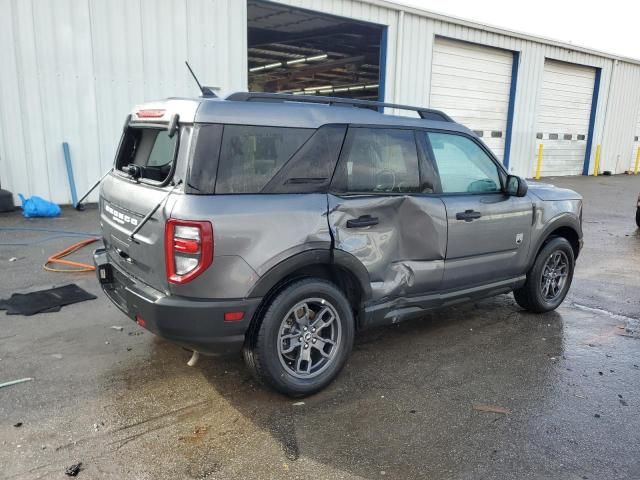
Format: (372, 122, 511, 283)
(526, 181, 582, 201)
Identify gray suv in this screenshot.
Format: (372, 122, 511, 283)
(94, 92, 583, 396)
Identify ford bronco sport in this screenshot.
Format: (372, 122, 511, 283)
(94, 92, 583, 396)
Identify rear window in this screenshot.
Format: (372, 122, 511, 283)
(115, 128, 177, 184)
(215, 126, 313, 194)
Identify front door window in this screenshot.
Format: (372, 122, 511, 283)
(426, 132, 502, 194)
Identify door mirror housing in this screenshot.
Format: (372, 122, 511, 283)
(506, 175, 528, 197)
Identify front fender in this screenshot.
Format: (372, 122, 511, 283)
(527, 210, 582, 270)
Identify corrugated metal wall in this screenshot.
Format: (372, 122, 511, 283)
(1, 0, 639, 204)
(599, 61, 640, 174)
(0, 0, 247, 204)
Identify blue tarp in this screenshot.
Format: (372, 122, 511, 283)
(18, 194, 61, 218)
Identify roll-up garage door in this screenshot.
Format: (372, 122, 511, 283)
(536, 60, 596, 176)
(430, 37, 513, 162)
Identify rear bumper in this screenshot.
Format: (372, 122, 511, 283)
(93, 248, 261, 355)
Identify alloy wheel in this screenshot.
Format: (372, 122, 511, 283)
(540, 251, 569, 301)
(277, 298, 342, 379)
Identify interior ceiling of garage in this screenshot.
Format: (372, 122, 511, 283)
(247, 0, 383, 100)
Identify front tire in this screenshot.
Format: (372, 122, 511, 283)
(243, 278, 354, 397)
(636, 207, 640, 228)
(514, 237, 575, 313)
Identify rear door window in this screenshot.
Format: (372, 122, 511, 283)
(331, 128, 420, 194)
(115, 128, 178, 184)
(263, 125, 346, 194)
(215, 126, 313, 194)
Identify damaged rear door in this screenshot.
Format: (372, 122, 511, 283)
(328, 127, 447, 306)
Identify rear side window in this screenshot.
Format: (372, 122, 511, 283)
(215, 126, 313, 194)
(186, 124, 223, 194)
(332, 128, 420, 193)
(115, 128, 177, 184)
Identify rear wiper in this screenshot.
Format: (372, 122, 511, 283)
(128, 180, 183, 243)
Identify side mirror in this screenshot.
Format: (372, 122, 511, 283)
(506, 175, 528, 197)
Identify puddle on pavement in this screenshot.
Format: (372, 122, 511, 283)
(572, 303, 640, 339)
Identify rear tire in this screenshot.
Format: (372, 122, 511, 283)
(243, 278, 354, 397)
(513, 237, 575, 313)
(636, 207, 640, 229)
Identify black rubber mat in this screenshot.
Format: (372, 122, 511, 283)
(0, 284, 97, 316)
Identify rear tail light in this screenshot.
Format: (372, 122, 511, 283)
(165, 219, 213, 284)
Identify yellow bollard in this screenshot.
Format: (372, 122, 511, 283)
(635, 147, 640, 175)
(593, 144, 601, 176)
(535, 144, 543, 180)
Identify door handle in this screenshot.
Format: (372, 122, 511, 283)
(346, 215, 379, 228)
(455, 209, 482, 222)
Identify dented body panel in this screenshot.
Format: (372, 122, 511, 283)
(328, 194, 447, 302)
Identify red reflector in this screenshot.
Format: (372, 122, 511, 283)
(136, 109, 165, 118)
(224, 311, 245, 322)
(135, 315, 146, 328)
(173, 238, 200, 254)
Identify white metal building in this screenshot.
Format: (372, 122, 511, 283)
(1, 0, 640, 204)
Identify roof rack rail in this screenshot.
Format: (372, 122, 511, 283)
(225, 92, 455, 123)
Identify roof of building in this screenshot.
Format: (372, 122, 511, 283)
(368, 0, 640, 65)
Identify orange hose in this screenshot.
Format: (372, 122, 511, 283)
(44, 238, 99, 273)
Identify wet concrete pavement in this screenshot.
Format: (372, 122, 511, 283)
(1, 175, 639, 479)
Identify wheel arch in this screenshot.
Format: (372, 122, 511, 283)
(529, 215, 582, 269)
(246, 249, 372, 335)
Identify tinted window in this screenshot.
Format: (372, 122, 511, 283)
(264, 125, 346, 194)
(215, 126, 313, 194)
(186, 124, 223, 194)
(115, 128, 177, 183)
(332, 128, 420, 193)
(427, 133, 501, 194)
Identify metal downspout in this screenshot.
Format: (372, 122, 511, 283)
(601, 59, 617, 173)
(393, 11, 405, 107)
